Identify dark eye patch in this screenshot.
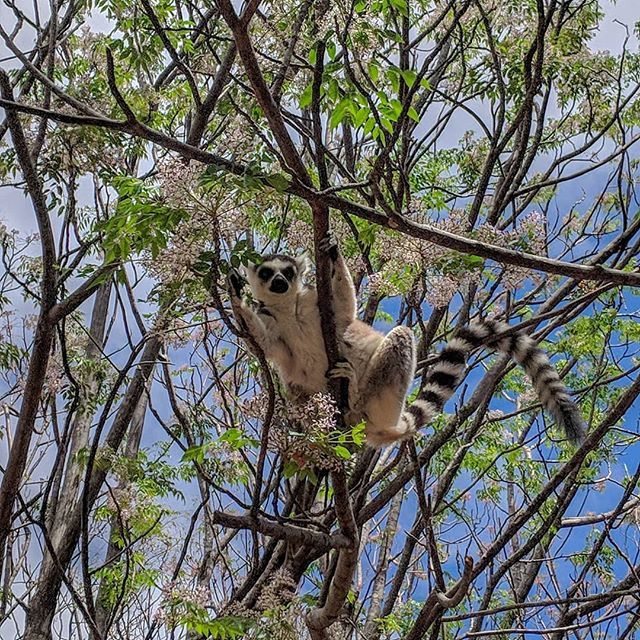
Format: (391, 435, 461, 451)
(258, 267, 274, 281)
(282, 266, 295, 281)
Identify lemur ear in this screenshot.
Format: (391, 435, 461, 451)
(296, 253, 312, 276)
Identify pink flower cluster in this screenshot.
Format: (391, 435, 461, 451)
(147, 157, 248, 285)
(154, 582, 211, 626)
(269, 393, 345, 471)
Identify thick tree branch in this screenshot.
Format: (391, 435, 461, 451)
(3, 96, 639, 286)
(210, 511, 351, 550)
(48, 263, 118, 323)
(186, 41, 237, 146)
(216, 0, 312, 182)
(0, 70, 59, 577)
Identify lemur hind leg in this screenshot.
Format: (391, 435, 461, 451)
(358, 326, 416, 447)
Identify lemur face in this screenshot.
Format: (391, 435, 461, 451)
(245, 254, 309, 302)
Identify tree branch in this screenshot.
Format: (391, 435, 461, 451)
(3, 96, 640, 286)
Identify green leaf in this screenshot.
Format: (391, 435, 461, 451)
(380, 117, 394, 134)
(390, 98, 403, 118)
(327, 39, 337, 60)
(181, 445, 206, 464)
(390, 0, 408, 15)
(265, 173, 292, 192)
(364, 116, 376, 134)
(97, 175, 187, 262)
(329, 97, 354, 129)
(303, 467, 319, 484)
(351, 421, 367, 446)
(299, 83, 313, 108)
(219, 428, 260, 449)
(400, 69, 417, 88)
(283, 460, 300, 478)
(328, 78, 340, 101)
(387, 68, 400, 94)
(369, 62, 379, 83)
(334, 445, 352, 460)
(354, 106, 370, 128)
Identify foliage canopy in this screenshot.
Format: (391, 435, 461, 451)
(0, 0, 639, 639)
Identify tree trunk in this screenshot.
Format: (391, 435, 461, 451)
(23, 316, 166, 640)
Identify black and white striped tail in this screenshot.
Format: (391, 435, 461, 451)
(399, 320, 586, 443)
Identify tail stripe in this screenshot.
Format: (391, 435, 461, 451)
(429, 370, 458, 390)
(407, 399, 435, 422)
(456, 326, 486, 347)
(395, 320, 586, 444)
(402, 411, 418, 431)
(513, 339, 535, 362)
(432, 359, 466, 377)
(533, 363, 556, 381)
(419, 391, 445, 411)
(438, 346, 467, 365)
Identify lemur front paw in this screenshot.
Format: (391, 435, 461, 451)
(318, 230, 339, 262)
(227, 268, 245, 298)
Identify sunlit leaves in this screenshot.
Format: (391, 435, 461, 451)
(0, 342, 24, 372)
(219, 427, 260, 449)
(181, 430, 255, 487)
(97, 175, 187, 262)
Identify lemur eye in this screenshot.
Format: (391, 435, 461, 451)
(282, 267, 295, 281)
(258, 267, 274, 281)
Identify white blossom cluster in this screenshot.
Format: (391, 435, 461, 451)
(39, 317, 112, 400)
(104, 485, 156, 524)
(154, 581, 211, 627)
(284, 215, 366, 280)
(268, 393, 345, 471)
(370, 209, 548, 304)
(284, 218, 314, 254)
(156, 157, 208, 211)
(423, 274, 471, 309)
(224, 569, 304, 640)
(146, 157, 247, 285)
(218, 115, 258, 160)
(283, 207, 547, 307)
(241, 392, 270, 421)
(164, 318, 197, 349)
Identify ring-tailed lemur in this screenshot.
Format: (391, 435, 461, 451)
(227, 235, 586, 447)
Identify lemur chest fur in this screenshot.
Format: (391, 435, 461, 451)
(260, 294, 381, 397)
(259, 292, 328, 394)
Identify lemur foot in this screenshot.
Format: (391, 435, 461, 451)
(326, 359, 357, 384)
(318, 230, 339, 262)
(327, 359, 359, 408)
(227, 268, 245, 298)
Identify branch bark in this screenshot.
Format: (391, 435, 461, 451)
(0, 70, 58, 576)
(2, 96, 639, 287)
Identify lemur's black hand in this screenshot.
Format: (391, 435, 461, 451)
(227, 268, 245, 297)
(318, 230, 339, 262)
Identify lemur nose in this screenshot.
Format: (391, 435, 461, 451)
(270, 275, 289, 293)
